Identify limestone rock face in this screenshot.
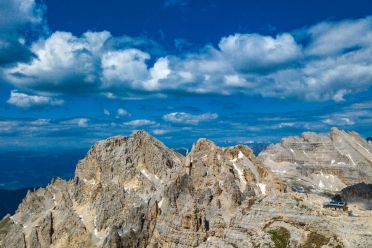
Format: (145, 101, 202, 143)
(1, 129, 371, 248)
(258, 127, 372, 193)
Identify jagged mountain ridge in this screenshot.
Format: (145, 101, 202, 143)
(258, 127, 372, 193)
(0, 128, 371, 248)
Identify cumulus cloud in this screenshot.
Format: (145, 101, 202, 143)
(146, 57, 171, 90)
(7, 90, 64, 108)
(4, 31, 109, 94)
(3, 31, 164, 97)
(101, 49, 150, 89)
(155, 17, 372, 101)
(163, 112, 218, 125)
(218, 33, 302, 73)
(0, 0, 45, 65)
(2, 15, 372, 102)
(123, 119, 156, 127)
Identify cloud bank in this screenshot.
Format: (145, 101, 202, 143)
(1, 98, 371, 150)
(7, 90, 64, 108)
(1, 1, 372, 103)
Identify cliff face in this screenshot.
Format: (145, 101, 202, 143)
(1, 129, 371, 248)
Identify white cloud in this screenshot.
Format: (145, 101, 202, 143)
(224, 74, 247, 87)
(152, 129, 169, 135)
(123, 119, 156, 127)
(147, 17, 372, 100)
(7, 90, 64, 108)
(145, 57, 171, 90)
(306, 17, 372, 56)
(3, 16, 372, 102)
(101, 49, 150, 89)
(117, 108, 129, 116)
(163, 112, 218, 125)
(77, 119, 89, 127)
(219, 33, 302, 72)
(0, 0, 45, 65)
(30, 119, 50, 126)
(322, 117, 355, 126)
(4, 31, 163, 97)
(5, 31, 109, 94)
(62, 118, 89, 127)
(321, 100, 372, 127)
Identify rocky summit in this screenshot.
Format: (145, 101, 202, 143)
(0, 128, 371, 248)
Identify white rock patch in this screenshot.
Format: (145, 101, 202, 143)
(318, 180, 325, 189)
(238, 151, 244, 159)
(83, 178, 96, 185)
(257, 183, 266, 195)
(230, 159, 247, 192)
(140, 168, 161, 186)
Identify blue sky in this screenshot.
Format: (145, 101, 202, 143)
(0, 0, 372, 150)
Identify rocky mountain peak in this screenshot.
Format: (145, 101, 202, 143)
(1, 129, 371, 248)
(75, 131, 184, 187)
(85, 131, 167, 156)
(330, 126, 342, 135)
(191, 138, 217, 152)
(131, 130, 163, 146)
